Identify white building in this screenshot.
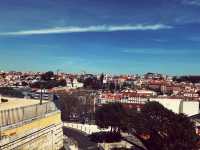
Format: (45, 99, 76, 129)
(72, 79, 84, 88)
(137, 90, 157, 97)
(181, 101, 199, 116)
(150, 98, 199, 116)
(66, 78, 83, 89)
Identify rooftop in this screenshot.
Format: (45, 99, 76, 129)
(0, 96, 47, 111)
(0, 96, 56, 128)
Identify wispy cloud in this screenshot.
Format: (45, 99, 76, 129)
(122, 49, 200, 55)
(122, 49, 168, 55)
(0, 24, 172, 36)
(182, 0, 200, 6)
(153, 39, 168, 43)
(188, 36, 200, 42)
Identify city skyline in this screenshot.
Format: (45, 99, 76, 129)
(0, 0, 200, 75)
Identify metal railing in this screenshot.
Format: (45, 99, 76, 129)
(0, 102, 57, 127)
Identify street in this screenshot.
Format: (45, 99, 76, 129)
(63, 127, 99, 150)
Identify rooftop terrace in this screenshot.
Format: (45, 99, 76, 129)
(0, 96, 57, 128)
(0, 97, 47, 111)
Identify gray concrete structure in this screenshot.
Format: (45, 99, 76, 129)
(0, 97, 63, 150)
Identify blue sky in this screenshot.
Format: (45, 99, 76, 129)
(0, 0, 200, 75)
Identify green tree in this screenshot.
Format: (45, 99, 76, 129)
(58, 94, 83, 121)
(100, 73, 104, 89)
(41, 71, 54, 81)
(0, 87, 24, 98)
(128, 102, 198, 150)
(95, 103, 127, 133)
(58, 79, 66, 86)
(57, 89, 97, 122)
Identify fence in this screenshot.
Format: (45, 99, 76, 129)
(63, 122, 111, 135)
(0, 102, 57, 127)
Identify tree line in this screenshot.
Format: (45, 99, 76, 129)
(173, 76, 200, 83)
(0, 87, 24, 98)
(95, 102, 199, 150)
(30, 71, 66, 89)
(56, 89, 96, 122)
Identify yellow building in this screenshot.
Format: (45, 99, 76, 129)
(0, 96, 63, 150)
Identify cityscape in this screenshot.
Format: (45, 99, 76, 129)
(1, 71, 200, 149)
(1, 0, 200, 150)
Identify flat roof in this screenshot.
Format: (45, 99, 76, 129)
(0, 97, 48, 111)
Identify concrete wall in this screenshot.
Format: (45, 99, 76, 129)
(181, 101, 199, 116)
(0, 102, 57, 127)
(150, 98, 199, 116)
(0, 123, 63, 150)
(99, 141, 132, 150)
(64, 122, 111, 134)
(150, 98, 182, 114)
(0, 112, 63, 150)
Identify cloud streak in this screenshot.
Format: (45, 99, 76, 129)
(0, 24, 172, 36)
(182, 0, 200, 6)
(122, 49, 200, 55)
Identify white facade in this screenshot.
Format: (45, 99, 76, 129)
(150, 98, 199, 116)
(66, 78, 83, 89)
(73, 79, 84, 88)
(137, 90, 157, 96)
(181, 101, 199, 116)
(150, 98, 181, 114)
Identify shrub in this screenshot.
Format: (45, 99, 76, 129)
(89, 131, 122, 143)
